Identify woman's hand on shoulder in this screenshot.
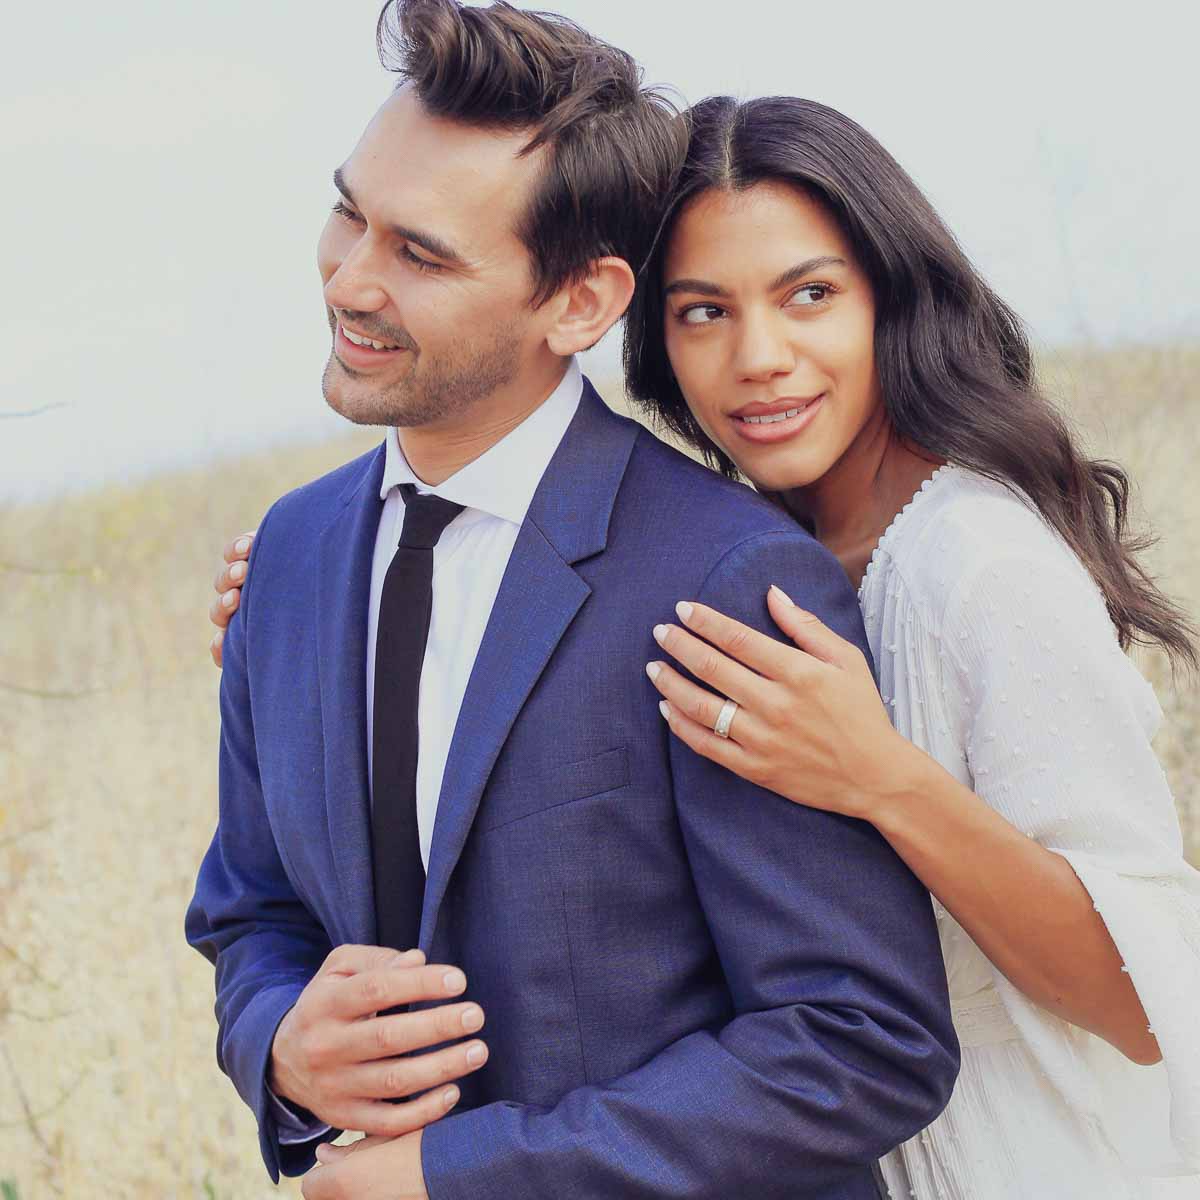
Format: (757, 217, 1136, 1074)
(647, 584, 919, 821)
(209, 531, 255, 667)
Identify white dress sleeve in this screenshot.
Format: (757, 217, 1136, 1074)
(942, 537, 1200, 1173)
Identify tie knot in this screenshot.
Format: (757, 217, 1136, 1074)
(397, 484, 465, 549)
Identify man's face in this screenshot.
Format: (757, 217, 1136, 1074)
(318, 87, 548, 429)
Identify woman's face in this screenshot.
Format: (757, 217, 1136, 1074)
(662, 182, 882, 493)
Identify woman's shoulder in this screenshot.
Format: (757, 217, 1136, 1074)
(877, 464, 1099, 623)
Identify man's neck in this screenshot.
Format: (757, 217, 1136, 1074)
(398, 359, 570, 486)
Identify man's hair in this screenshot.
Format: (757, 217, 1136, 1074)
(377, 0, 686, 304)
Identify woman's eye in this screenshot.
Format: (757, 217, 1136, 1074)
(681, 304, 725, 325)
(791, 284, 831, 306)
(331, 200, 361, 222)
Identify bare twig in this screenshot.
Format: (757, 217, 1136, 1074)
(0, 1041, 87, 1166)
(0, 940, 58, 990)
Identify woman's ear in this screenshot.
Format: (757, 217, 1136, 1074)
(545, 256, 636, 356)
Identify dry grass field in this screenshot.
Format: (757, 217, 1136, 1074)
(1, 348, 1196, 1197)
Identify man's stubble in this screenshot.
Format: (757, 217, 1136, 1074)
(322, 313, 527, 430)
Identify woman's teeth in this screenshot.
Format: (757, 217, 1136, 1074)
(342, 327, 399, 351)
(738, 405, 808, 424)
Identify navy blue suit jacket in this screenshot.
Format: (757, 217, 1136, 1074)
(186, 380, 958, 1197)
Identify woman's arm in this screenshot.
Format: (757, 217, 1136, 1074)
(209, 530, 255, 666)
(649, 583, 1162, 1066)
(871, 746, 1160, 1064)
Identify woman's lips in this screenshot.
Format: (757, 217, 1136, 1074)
(729, 395, 824, 444)
(334, 324, 410, 369)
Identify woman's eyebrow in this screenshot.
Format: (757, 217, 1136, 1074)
(767, 256, 847, 292)
(663, 277, 730, 298)
(664, 255, 848, 299)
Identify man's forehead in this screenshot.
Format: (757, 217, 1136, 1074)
(347, 89, 540, 222)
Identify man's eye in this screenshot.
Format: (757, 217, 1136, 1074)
(681, 305, 725, 325)
(400, 246, 442, 274)
(331, 200, 361, 221)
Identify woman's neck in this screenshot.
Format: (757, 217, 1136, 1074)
(782, 410, 944, 590)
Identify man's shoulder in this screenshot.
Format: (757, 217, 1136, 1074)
(260, 441, 385, 539)
(623, 426, 809, 555)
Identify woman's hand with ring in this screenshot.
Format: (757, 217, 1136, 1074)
(647, 585, 918, 822)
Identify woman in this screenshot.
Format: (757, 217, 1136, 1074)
(208, 96, 1200, 1198)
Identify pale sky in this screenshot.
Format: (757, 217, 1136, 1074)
(2, 0, 1197, 501)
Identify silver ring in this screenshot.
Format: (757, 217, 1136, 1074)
(713, 699, 738, 739)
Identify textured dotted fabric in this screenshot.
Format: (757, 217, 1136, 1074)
(859, 466, 1200, 1200)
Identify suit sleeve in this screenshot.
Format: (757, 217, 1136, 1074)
(184, 503, 336, 1181)
(420, 530, 960, 1198)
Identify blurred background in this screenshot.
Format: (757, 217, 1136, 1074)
(1, 1, 1196, 1194)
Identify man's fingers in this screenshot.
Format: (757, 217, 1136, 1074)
(222, 530, 256, 564)
(347, 1084, 461, 1139)
(210, 630, 224, 669)
(332, 962, 467, 1018)
(322, 944, 425, 978)
(355, 1037, 488, 1101)
(348, 1001, 485, 1062)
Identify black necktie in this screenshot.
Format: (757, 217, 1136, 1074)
(372, 483, 464, 952)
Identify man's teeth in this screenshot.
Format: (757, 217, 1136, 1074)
(739, 405, 809, 425)
(342, 327, 399, 351)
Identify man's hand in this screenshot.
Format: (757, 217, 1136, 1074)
(302, 1131, 427, 1200)
(270, 945, 488, 1138)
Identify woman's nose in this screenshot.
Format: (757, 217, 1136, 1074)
(733, 315, 796, 382)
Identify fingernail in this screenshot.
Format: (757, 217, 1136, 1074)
(221, 591, 235, 608)
(769, 584, 794, 606)
(315, 1143, 335, 1164)
(659, 700, 671, 720)
(466, 1042, 488, 1066)
(235, 537, 250, 554)
(461, 1005, 484, 1031)
(653, 624, 669, 644)
(645, 662, 661, 682)
(443, 969, 466, 994)
(231, 561, 246, 581)
(675, 601, 693, 622)
(442, 1086, 460, 1108)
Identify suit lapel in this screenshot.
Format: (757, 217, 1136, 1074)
(316, 444, 386, 947)
(420, 382, 640, 946)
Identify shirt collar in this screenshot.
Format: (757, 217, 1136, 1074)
(380, 357, 583, 527)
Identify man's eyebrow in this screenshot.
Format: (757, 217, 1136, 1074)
(663, 256, 848, 300)
(332, 167, 468, 267)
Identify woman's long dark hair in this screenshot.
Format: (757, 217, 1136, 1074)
(624, 95, 1196, 670)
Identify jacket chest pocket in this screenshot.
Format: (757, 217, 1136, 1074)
(477, 745, 630, 832)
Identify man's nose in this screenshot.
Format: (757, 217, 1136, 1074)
(733, 313, 796, 382)
(323, 237, 389, 314)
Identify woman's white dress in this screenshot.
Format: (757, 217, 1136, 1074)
(858, 465, 1200, 1199)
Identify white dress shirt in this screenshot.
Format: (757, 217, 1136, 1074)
(368, 357, 582, 868)
(272, 359, 582, 1143)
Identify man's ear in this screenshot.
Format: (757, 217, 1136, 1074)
(544, 257, 636, 356)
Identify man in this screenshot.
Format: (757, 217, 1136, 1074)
(186, 2, 959, 1197)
